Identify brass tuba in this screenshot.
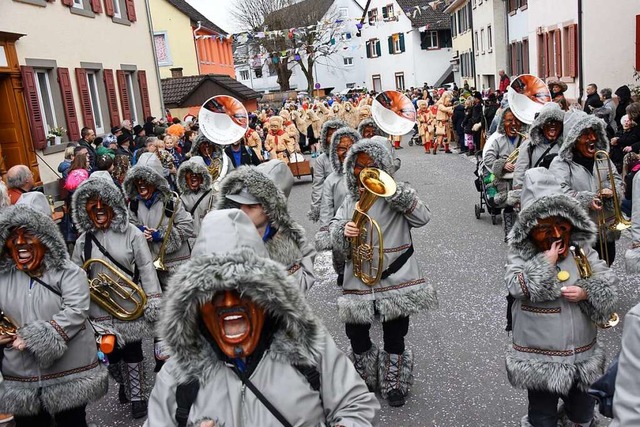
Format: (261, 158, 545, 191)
(154, 192, 181, 271)
(82, 258, 147, 321)
(569, 245, 619, 329)
(0, 310, 18, 336)
(351, 168, 397, 285)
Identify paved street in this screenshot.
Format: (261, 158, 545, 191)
(84, 143, 639, 426)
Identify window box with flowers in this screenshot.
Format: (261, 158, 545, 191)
(47, 126, 66, 146)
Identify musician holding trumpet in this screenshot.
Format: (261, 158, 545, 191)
(71, 172, 163, 419)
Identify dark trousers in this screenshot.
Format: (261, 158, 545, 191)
(109, 340, 143, 364)
(14, 405, 88, 427)
(527, 386, 595, 427)
(345, 316, 410, 354)
(594, 237, 616, 266)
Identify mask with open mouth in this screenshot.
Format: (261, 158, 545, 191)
(185, 171, 204, 192)
(530, 216, 573, 259)
(201, 290, 265, 359)
(135, 179, 156, 201)
(542, 120, 562, 142)
(503, 111, 522, 138)
(86, 197, 115, 230)
(5, 227, 47, 275)
(575, 128, 598, 158)
(199, 142, 215, 159)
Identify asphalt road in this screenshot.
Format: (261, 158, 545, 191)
(79, 142, 639, 427)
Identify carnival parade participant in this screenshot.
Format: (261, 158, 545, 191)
(357, 119, 401, 173)
(433, 91, 454, 154)
(0, 192, 108, 426)
(549, 109, 623, 266)
(315, 127, 362, 286)
(278, 109, 300, 153)
(308, 119, 348, 222)
(243, 124, 264, 162)
(505, 168, 617, 427)
(71, 172, 162, 419)
(512, 102, 565, 190)
(483, 107, 524, 240)
(329, 139, 437, 407)
(188, 133, 234, 181)
(343, 101, 359, 129)
(144, 208, 379, 426)
(416, 100, 432, 153)
(264, 115, 296, 164)
(217, 160, 316, 293)
(177, 157, 215, 249)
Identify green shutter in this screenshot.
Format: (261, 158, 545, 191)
(399, 33, 405, 52)
(376, 40, 381, 57)
(388, 36, 393, 54)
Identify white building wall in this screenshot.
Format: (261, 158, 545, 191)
(412, 32, 452, 89)
(473, 0, 507, 91)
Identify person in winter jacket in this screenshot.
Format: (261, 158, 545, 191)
(584, 83, 603, 114)
(64, 153, 90, 191)
(217, 160, 316, 293)
(593, 88, 618, 138)
(614, 85, 632, 130)
(329, 139, 437, 407)
(610, 114, 640, 173)
(70, 172, 162, 419)
(176, 157, 215, 250)
(358, 119, 401, 173)
(307, 119, 347, 222)
(0, 192, 108, 426)
(548, 79, 569, 111)
(610, 301, 640, 426)
(57, 147, 75, 180)
(505, 167, 618, 427)
(189, 133, 234, 185)
(144, 208, 379, 427)
(549, 109, 623, 266)
(224, 138, 261, 168)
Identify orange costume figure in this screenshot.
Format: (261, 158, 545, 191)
(264, 116, 295, 163)
(279, 109, 301, 152)
(416, 100, 431, 153)
(243, 128, 264, 162)
(425, 104, 438, 153)
(433, 92, 454, 154)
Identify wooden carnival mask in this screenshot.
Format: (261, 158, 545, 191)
(198, 141, 215, 159)
(361, 125, 376, 139)
(201, 290, 265, 359)
(336, 135, 355, 165)
(530, 216, 573, 259)
(503, 111, 522, 138)
(574, 128, 598, 159)
(86, 196, 115, 230)
(185, 171, 204, 192)
(542, 120, 562, 142)
(5, 227, 47, 275)
(135, 179, 157, 201)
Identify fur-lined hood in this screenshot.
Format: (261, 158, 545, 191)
(160, 209, 322, 384)
(558, 109, 609, 162)
(529, 102, 565, 148)
(508, 168, 596, 259)
(319, 119, 347, 152)
(72, 174, 128, 234)
(189, 132, 226, 159)
(0, 204, 69, 272)
(177, 157, 212, 194)
(329, 128, 361, 174)
(343, 138, 394, 199)
(357, 118, 387, 138)
(122, 153, 171, 200)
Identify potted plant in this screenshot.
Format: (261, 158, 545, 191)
(47, 126, 66, 146)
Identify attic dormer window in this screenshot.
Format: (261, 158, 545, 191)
(382, 4, 395, 21)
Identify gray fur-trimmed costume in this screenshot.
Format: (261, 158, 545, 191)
(177, 156, 215, 249)
(188, 132, 234, 186)
(329, 139, 437, 406)
(308, 119, 347, 222)
(505, 168, 618, 426)
(0, 201, 108, 417)
(625, 172, 640, 274)
(216, 160, 317, 293)
(144, 209, 379, 426)
(357, 119, 401, 173)
(71, 173, 163, 416)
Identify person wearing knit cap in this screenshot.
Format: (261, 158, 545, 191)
(71, 173, 162, 419)
(307, 119, 348, 222)
(505, 167, 617, 427)
(549, 109, 623, 266)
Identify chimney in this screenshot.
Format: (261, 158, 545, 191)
(170, 67, 183, 78)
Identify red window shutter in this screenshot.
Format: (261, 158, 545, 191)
(104, 0, 114, 16)
(554, 30, 562, 77)
(103, 69, 120, 127)
(20, 66, 48, 150)
(125, 0, 136, 22)
(637, 16, 640, 71)
(61, 0, 73, 5)
(545, 32, 552, 78)
(116, 70, 132, 121)
(90, 0, 102, 13)
(510, 43, 517, 76)
(523, 39, 530, 74)
(137, 70, 152, 120)
(75, 68, 96, 131)
(57, 68, 80, 141)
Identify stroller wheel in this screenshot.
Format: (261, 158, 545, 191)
(491, 214, 498, 225)
(408, 139, 413, 146)
(474, 204, 481, 219)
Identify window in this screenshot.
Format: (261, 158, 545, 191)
(366, 39, 381, 58)
(112, 0, 121, 18)
(254, 67, 263, 78)
(125, 72, 138, 125)
(487, 25, 493, 51)
(34, 70, 57, 134)
(343, 57, 354, 66)
(472, 0, 477, 8)
(154, 33, 172, 66)
(346, 82, 356, 89)
(368, 8, 378, 24)
(510, 40, 530, 75)
(539, 29, 563, 78)
(86, 71, 104, 134)
(480, 28, 485, 53)
(421, 31, 439, 49)
(457, 4, 471, 34)
(520, 0, 528, 8)
(382, 4, 394, 20)
(563, 25, 577, 77)
(338, 7, 349, 19)
(372, 75, 382, 92)
(239, 70, 249, 80)
(451, 15, 457, 38)
(475, 32, 479, 55)
(522, 38, 530, 74)
(388, 33, 405, 54)
(395, 72, 405, 91)
(460, 51, 472, 78)
(72, 0, 83, 8)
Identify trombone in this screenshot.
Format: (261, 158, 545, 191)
(154, 192, 181, 272)
(0, 310, 17, 336)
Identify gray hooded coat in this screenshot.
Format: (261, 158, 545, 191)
(611, 302, 640, 426)
(177, 156, 215, 248)
(123, 153, 194, 280)
(548, 109, 623, 241)
(329, 139, 438, 323)
(216, 160, 316, 293)
(505, 168, 617, 395)
(0, 202, 108, 416)
(145, 209, 379, 426)
(624, 172, 640, 274)
(71, 174, 163, 344)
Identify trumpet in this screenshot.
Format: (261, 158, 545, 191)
(569, 245, 619, 329)
(351, 168, 397, 285)
(83, 258, 147, 321)
(0, 310, 17, 336)
(154, 192, 181, 272)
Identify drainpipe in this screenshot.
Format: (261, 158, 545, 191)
(577, 0, 584, 103)
(194, 21, 203, 74)
(469, 1, 476, 87)
(143, 0, 165, 114)
(504, 0, 509, 90)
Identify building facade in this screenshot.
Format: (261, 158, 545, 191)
(1, 0, 162, 184)
(472, 0, 507, 92)
(445, 0, 475, 88)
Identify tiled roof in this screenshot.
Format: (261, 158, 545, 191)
(396, 0, 450, 30)
(165, 0, 227, 35)
(161, 74, 261, 106)
(265, 0, 335, 30)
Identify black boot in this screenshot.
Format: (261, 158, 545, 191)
(125, 362, 147, 419)
(349, 344, 379, 392)
(379, 349, 413, 407)
(503, 211, 515, 243)
(108, 362, 129, 403)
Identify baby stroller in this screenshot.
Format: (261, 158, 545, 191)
(473, 151, 502, 225)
